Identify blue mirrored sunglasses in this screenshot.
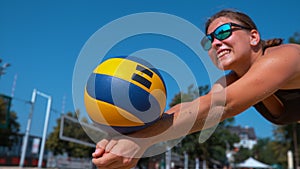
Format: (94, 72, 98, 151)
(201, 22, 251, 51)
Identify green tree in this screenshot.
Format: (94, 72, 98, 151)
(46, 111, 94, 157)
(168, 84, 209, 107)
(0, 95, 20, 148)
(233, 147, 252, 163)
(272, 124, 299, 168)
(288, 32, 300, 44)
(252, 138, 277, 165)
(169, 84, 239, 166)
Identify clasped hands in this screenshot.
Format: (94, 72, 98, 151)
(92, 135, 149, 169)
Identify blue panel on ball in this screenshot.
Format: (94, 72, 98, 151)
(86, 73, 162, 123)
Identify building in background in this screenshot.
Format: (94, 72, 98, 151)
(228, 125, 257, 150)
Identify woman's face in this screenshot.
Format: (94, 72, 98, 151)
(207, 17, 253, 71)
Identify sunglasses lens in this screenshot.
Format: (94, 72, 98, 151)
(201, 23, 235, 51)
(201, 35, 212, 51)
(215, 24, 231, 40)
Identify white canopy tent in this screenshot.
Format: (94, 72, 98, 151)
(235, 157, 272, 168)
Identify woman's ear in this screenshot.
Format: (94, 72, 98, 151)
(250, 29, 260, 46)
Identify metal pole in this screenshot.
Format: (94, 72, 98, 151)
(165, 147, 171, 169)
(202, 160, 206, 169)
(288, 150, 294, 169)
(195, 158, 199, 169)
(184, 151, 188, 169)
(37, 91, 52, 168)
(293, 123, 299, 169)
(20, 89, 37, 167)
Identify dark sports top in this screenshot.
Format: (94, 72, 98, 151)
(253, 89, 300, 125)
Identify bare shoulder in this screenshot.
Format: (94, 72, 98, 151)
(262, 44, 300, 71)
(265, 43, 300, 59)
(254, 43, 300, 89)
(255, 44, 299, 67)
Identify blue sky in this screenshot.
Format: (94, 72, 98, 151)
(1, 0, 299, 139)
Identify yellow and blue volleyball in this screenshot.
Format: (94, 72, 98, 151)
(84, 56, 167, 134)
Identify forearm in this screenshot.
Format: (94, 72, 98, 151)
(128, 93, 224, 145)
(92, 90, 230, 164)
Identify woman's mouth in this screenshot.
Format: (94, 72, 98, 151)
(217, 49, 231, 59)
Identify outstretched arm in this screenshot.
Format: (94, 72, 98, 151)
(92, 44, 300, 169)
(92, 73, 234, 168)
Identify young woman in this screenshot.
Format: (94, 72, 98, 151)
(92, 9, 300, 169)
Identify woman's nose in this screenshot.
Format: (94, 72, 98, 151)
(211, 38, 223, 49)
